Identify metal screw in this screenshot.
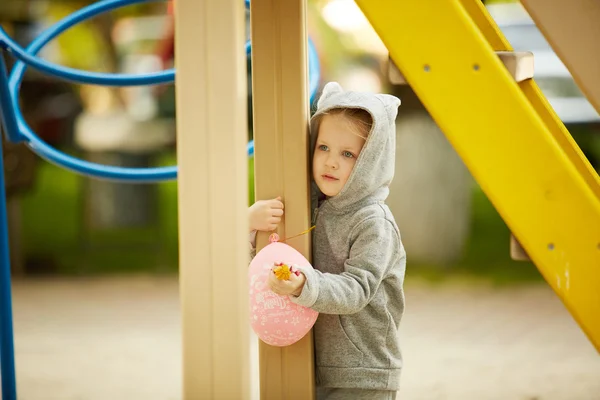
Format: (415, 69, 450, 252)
(548, 243, 555, 250)
(473, 64, 480, 71)
(424, 64, 430, 72)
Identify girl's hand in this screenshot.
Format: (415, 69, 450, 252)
(268, 264, 306, 297)
(249, 197, 284, 232)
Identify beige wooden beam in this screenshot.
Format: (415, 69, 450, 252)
(389, 51, 534, 85)
(250, 0, 315, 399)
(520, 0, 600, 114)
(510, 234, 531, 261)
(175, 0, 250, 398)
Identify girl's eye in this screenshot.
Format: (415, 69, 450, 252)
(343, 151, 354, 158)
(318, 145, 328, 151)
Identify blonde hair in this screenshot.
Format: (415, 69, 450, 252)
(314, 108, 373, 140)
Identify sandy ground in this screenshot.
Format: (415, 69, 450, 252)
(9, 276, 600, 400)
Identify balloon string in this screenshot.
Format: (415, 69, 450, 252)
(277, 225, 316, 243)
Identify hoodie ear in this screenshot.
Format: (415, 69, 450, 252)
(317, 82, 344, 109)
(377, 94, 401, 122)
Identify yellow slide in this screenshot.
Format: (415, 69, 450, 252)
(355, 0, 600, 352)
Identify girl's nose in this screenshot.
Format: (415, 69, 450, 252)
(325, 154, 338, 169)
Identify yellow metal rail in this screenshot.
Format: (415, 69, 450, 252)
(355, 0, 600, 351)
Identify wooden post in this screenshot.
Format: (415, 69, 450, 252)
(519, 0, 600, 114)
(175, 0, 250, 398)
(250, 0, 315, 399)
(510, 234, 531, 261)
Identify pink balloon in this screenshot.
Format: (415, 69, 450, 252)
(249, 242, 318, 347)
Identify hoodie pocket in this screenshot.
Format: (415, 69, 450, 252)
(315, 314, 363, 367)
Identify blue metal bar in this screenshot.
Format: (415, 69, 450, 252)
(0, 0, 174, 87)
(0, 0, 179, 181)
(0, 140, 17, 400)
(307, 37, 321, 106)
(0, 56, 21, 143)
(0, 29, 174, 87)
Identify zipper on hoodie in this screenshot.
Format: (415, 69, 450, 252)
(312, 207, 320, 225)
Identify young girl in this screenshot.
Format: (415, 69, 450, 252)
(253, 82, 405, 400)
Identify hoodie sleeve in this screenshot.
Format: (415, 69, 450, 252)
(290, 217, 404, 314)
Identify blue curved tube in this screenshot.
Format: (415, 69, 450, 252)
(0, 0, 174, 87)
(308, 37, 321, 106)
(1, 0, 178, 181)
(0, 56, 20, 144)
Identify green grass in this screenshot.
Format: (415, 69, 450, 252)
(19, 151, 256, 275)
(20, 152, 179, 274)
(18, 151, 543, 284)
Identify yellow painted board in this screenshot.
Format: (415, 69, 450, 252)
(456, 0, 600, 204)
(250, 0, 316, 398)
(355, 0, 600, 352)
(175, 0, 251, 398)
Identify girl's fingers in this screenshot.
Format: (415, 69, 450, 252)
(271, 208, 284, 217)
(268, 275, 282, 294)
(270, 199, 284, 209)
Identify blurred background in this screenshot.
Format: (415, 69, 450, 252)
(2, 0, 599, 280)
(1, 0, 599, 399)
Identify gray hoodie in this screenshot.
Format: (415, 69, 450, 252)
(291, 82, 406, 391)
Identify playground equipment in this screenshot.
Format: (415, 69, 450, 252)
(0, 0, 319, 398)
(1, 0, 599, 399)
(363, 0, 600, 354)
(249, 0, 317, 397)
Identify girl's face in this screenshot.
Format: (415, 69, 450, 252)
(312, 114, 366, 197)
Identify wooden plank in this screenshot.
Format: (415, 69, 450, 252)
(389, 51, 534, 84)
(510, 234, 531, 261)
(249, 0, 315, 399)
(174, 0, 251, 398)
(520, 0, 600, 114)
